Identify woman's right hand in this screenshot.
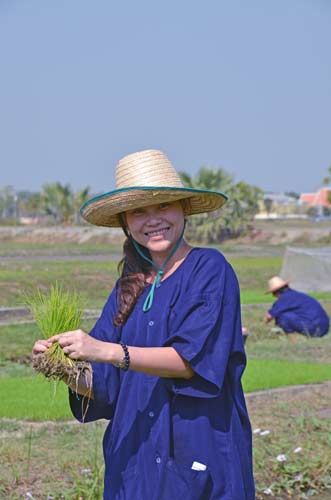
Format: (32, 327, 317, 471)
(32, 339, 52, 355)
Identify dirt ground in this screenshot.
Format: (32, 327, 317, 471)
(246, 381, 331, 421)
(1, 218, 331, 246)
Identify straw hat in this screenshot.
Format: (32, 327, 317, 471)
(81, 149, 228, 227)
(266, 276, 290, 293)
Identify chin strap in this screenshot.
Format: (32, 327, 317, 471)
(131, 221, 186, 312)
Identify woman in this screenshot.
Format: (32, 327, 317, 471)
(33, 150, 255, 499)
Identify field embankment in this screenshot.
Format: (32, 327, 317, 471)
(0, 218, 331, 250)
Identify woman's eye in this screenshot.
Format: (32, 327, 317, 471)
(159, 203, 170, 209)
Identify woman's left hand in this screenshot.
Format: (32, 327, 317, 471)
(48, 329, 109, 363)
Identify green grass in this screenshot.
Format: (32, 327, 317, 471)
(0, 301, 330, 421)
(0, 376, 72, 420)
(250, 386, 331, 499)
(245, 332, 331, 365)
(0, 319, 96, 362)
(0, 259, 118, 307)
(0, 358, 330, 420)
(227, 255, 283, 290)
(240, 289, 331, 304)
(1, 253, 331, 308)
(0, 419, 106, 499)
(0, 247, 330, 419)
(243, 359, 331, 392)
(0, 323, 39, 360)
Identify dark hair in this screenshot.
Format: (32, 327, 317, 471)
(274, 285, 290, 296)
(113, 232, 152, 327)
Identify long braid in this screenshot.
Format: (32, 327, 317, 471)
(113, 233, 152, 326)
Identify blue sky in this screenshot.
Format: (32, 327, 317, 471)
(1, 0, 330, 194)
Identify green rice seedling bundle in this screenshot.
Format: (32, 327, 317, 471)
(24, 282, 90, 385)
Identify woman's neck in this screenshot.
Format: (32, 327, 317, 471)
(148, 241, 192, 281)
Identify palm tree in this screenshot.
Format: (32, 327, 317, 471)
(179, 167, 262, 243)
(40, 182, 91, 224)
(18, 191, 42, 215)
(73, 186, 91, 224)
(180, 167, 233, 192)
(41, 182, 73, 223)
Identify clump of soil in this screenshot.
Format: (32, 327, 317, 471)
(32, 342, 90, 387)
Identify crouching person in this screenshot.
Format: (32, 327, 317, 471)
(264, 276, 329, 339)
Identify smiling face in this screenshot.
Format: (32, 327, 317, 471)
(124, 201, 186, 261)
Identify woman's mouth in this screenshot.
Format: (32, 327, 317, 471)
(144, 227, 170, 237)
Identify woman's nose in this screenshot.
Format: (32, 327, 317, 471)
(145, 209, 162, 224)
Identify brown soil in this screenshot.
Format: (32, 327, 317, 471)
(1, 221, 331, 246)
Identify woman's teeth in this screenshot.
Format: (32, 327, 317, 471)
(146, 228, 168, 236)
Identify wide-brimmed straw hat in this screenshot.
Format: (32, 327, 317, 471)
(266, 276, 290, 293)
(80, 149, 228, 227)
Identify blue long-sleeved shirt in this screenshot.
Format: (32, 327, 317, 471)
(70, 248, 255, 499)
(269, 288, 329, 336)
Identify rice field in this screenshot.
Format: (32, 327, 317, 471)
(1, 237, 331, 499)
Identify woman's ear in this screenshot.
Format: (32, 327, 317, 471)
(119, 213, 131, 237)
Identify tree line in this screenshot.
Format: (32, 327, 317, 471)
(0, 183, 91, 224)
(0, 166, 263, 242)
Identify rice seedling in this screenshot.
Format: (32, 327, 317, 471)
(23, 282, 90, 387)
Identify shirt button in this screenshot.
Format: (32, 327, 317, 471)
(156, 457, 161, 464)
(149, 411, 155, 418)
(149, 321, 154, 326)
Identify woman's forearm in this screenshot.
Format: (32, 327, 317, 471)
(106, 344, 194, 379)
(52, 330, 194, 380)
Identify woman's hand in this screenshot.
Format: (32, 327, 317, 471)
(32, 338, 52, 355)
(48, 329, 110, 363)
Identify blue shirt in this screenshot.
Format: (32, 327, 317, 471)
(269, 288, 329, 336)
(70, 248, 255, 499)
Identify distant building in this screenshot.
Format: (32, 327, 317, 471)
(19, 214, 50, 225)
(256, 192, 306, 219)
(299, 186, 331, 216)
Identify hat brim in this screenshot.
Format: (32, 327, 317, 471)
(80, 186, 228, 227)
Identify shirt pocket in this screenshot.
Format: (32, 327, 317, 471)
(158, 459, 212, 500)
(121, 460, 212, 500)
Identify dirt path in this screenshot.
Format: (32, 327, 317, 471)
(246, 381, 331, 419)
(0, 253, 122, 262)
